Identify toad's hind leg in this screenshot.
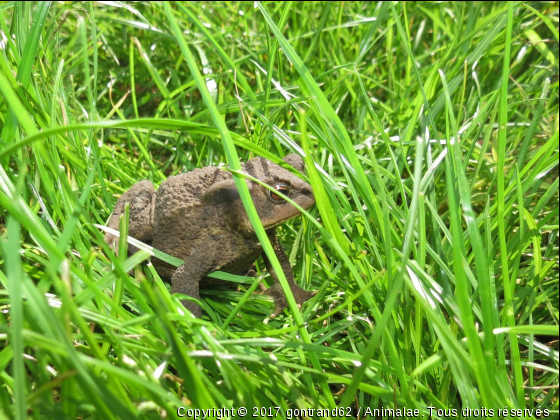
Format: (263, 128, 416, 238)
(105, 180, 155, 252)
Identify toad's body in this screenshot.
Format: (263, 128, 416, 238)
(105, 154, 315, 317)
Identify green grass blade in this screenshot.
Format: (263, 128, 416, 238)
(1, 218, 26, 420)
(496, 2, 524, 406)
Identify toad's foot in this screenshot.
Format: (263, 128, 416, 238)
(263, 284, 317, 318)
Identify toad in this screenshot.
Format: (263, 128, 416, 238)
(105, 154, 316, 318)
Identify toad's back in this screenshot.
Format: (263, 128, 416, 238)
(151, 166, 234, 275)
(154, 166, 231, 217)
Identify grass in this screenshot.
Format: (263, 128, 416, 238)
(0, 1, 558, 418)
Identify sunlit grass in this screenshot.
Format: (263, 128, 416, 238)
(0, 1, 558, 418)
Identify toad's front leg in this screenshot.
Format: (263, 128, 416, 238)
(171, 250, 216, 318)
(262, 232, 316, 318)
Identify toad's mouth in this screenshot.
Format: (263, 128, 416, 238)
(259, 201, 315, 230)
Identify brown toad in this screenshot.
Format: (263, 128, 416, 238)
(105, 154, 315, 318)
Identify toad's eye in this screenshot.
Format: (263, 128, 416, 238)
(267, 182, 291, 203)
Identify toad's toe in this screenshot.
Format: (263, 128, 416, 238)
(264, 285, 316, 318)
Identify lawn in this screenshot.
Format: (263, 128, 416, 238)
(0, 1, 558, 419)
